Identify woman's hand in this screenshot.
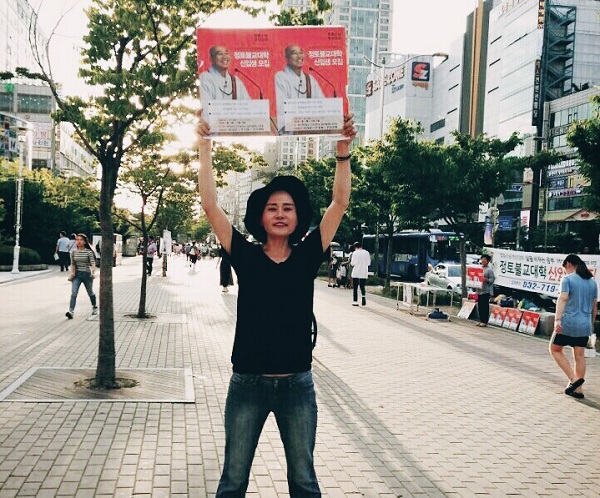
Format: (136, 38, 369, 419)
(196, 112, 212, 151)
(554, 320, 563, 334)
(336, 113, 356, 157)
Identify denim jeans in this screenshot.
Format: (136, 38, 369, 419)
(69, 271, 96, 311)
(216, 371, 320, 498)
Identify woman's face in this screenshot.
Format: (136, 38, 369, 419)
(76, 236, 86, 248)
(261, 191, 298, 240)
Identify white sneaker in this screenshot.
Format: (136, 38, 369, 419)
(91, 307, 98, 315)
(352, 302, 359, 307)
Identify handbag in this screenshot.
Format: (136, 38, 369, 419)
(587, 334, 597, 349)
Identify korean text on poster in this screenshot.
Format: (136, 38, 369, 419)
(196, 26, 348, 138)
(490, 248, 600, 298)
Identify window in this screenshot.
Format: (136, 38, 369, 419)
(17, 94, 53, 114)
(0, 93, 12, 112)
(430, 118, 445, 133)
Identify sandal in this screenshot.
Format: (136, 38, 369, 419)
(565, 378, 585, 395)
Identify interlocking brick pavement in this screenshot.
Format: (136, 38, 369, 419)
(1, 255, 600, 497)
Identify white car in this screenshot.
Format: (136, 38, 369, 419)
(425, 263, 463, 291)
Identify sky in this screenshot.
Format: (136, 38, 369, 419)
(37, 0, 481, 97)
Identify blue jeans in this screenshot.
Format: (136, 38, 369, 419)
(69, 271, 96, 311)
(216, 371, 320, 498)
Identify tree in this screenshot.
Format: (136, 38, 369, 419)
(356, 119, 444, 286)
(24, 0, 269, 388)
(270, 0, 331, 26)
(567, 95, 600, 212)
(120, 144, 196, 318)
(0, 166, 100, 257)
(431, 131, 530, 296)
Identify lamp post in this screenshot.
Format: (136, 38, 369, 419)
(11, 119, 33, 274)
(363, 52, 449, 138)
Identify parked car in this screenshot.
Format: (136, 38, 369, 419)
(425, 263, 463, 291)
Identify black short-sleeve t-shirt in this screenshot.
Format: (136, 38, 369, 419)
(224, 227, 327, 374)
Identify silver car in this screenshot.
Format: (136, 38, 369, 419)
(425, 263, 463, 291)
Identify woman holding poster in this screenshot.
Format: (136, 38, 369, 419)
(197, 112, 356, 497)
(550, 254, 598, 399)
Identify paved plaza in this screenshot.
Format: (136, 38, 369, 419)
(1, 255, 600, 497)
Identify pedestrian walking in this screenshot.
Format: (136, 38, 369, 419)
(550, 254, 598, 399)
(327, 249, 338, 287)
(55, 231, 71, 271)
(68, 233, 77, 252)
(217, 244, 234, 292)
(198, 112, 356, 497)
(477, 254, 495, 327)
(350, 241, 370, 306)
(65, 233, 97, 319)
(146, 237, 157, 276)
(189, 242, 199, 268)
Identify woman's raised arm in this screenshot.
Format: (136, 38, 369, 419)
(197, 119, 233, 253)
(320, 114, 356, 250)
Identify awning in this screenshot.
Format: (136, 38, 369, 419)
(542, 209, 599, 222)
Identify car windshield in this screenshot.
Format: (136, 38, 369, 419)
(447, 266, 461, 277)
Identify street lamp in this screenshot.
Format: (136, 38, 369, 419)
(11, 119, 33, 274)
(363, 52, 449, 138)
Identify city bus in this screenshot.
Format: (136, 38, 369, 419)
(362, 231, 462, 280)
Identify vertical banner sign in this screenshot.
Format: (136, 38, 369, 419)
(196, 26, 348, 137)
(532, 0, 545, 126)
(531, 59, 542, 126)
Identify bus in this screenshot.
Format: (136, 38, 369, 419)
(362, 231, 462, 280)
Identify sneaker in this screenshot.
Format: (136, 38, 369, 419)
(65, 311, 74, 319)
(352, 302, 359, 306)
(91, 307, 98, 315)
(362, 297, 366, 306)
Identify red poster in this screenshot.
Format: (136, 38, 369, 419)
(518, 311, 540, 335)
(196, 26, 348, 137)
(489, 305, 508, 327)
(502, 308, 523, 331)
(466, 265, 483, 289)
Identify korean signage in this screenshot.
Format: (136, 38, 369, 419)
(33, 122, 52, 148)
(537, 0, 545, 29)
(0, 113, 18, 158)
(196, 26, 348, 137)
(531, 59, 542, 126)
(490, 248, 600, 298)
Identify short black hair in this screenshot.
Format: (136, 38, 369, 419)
(481, 254, 491, 262)
(244, 176, 312, 245)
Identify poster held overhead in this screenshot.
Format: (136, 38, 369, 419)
(196, 26, 348, 138)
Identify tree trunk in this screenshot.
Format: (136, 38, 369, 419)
(460, 235, 467, 300)
(373, 221, 380, 277)
(137, 206, 148, 318)
(385, 224, 394, 288)
(95, 164, 117, 388)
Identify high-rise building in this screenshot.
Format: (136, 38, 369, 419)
(483, 0, 600, 238)
(0, 0, 97, 178)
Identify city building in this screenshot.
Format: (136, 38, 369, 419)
(483, 0, 600, 244)
(0, 0, 97, 178)
(363, 0, 600, 249)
